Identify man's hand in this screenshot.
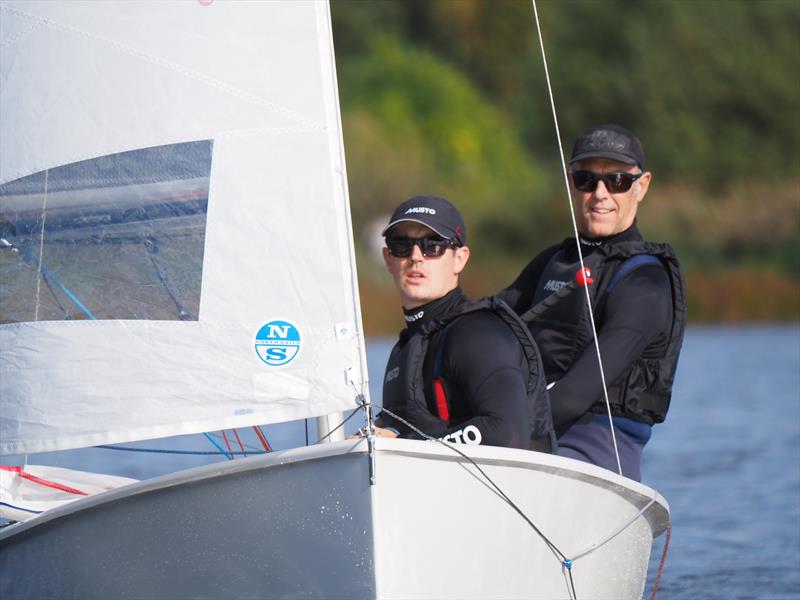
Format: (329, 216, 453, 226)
(345, 427, 399, 440)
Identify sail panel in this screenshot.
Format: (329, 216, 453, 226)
(0, 1, 367, 454)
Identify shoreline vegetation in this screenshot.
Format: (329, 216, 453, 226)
(330, 0, 799, 335)
(357, 259, 800, 338)
(359, 265, 800, 337)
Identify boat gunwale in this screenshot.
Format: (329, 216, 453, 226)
(0, 437, 669, 543)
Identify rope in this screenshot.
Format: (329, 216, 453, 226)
(253, 426, 272, 452)
(143, 237, 195, 321)
(95, 445, 267, 456)
(0, 237, 97, 320)
(202, 432, 233, 460)
(649, 522, 671, 599)
(220, 430, 234, 457)
(232, 429, 247, 457)
(530, 0, 622, 477)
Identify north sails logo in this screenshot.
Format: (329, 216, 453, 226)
(543, 279, 569, 292)
(254, 320, 301, 366)
(405, 207, 436, 215)
(404, 310, 424, 323)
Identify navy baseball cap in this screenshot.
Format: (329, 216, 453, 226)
(381, 195, 467, 245)
(570, 124, 645, 169)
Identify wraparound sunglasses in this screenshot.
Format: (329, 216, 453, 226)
(385, 236, 458, 258)
(571, 170, 643, 193)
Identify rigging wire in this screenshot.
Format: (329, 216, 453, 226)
(316, 406, 363, 444)
(529, 0, 623, 477)
(377, 406, 577, 597)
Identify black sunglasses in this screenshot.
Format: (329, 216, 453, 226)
(385, 236, 458, 258)
(571, 170, 643, 193)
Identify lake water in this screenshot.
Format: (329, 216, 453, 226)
(4, 325, 799, 598)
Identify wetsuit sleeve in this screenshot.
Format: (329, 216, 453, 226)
(498, 246, 559, 313)
(549, 265, 672, 433)
(436, 313, 532, 449)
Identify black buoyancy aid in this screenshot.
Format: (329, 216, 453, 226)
(405, 296, 557, 452)
(526, 240, 687, 425)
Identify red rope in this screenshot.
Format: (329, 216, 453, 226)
(649, 521, 671, 600)
(232, 428, 247, 457)
(220, 430, 234, 457)
(253, 426, 271, 451)
(0, 465, 88, 496)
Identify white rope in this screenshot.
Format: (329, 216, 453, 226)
(530, 0, 622, 476)
(33, 169, 49, 322)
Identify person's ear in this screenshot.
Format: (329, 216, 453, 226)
(634, 171, 652, 203)
(382, 247, 393, 273)
(453, 245, 470, 275)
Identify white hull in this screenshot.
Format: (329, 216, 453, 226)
(0, 439, 668, 599)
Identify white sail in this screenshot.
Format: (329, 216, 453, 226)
(0, 0, 367, 454)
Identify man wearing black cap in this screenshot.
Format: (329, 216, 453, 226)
(500, 124, 686, 480)
(372, 195, 554, 452)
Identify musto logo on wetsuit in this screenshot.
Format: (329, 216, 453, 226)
(439, 424, 482, 445)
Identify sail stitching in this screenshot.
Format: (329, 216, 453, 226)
(218, 126, 324, 139)
(0, 13, 46, 50)
(0, 5, 326, 133)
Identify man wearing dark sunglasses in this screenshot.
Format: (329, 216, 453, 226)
(371, 195, 555, 452)
(500, 124, 686, 481)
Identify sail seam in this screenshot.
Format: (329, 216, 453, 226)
(218, 126, 325, 139)
(0, 5, 325, 133)
(0, 13, 46, 50)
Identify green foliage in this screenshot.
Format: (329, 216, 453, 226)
(331, 0, 800, 285)
(337, 33, 563, 259)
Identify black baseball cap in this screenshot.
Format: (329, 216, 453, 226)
(381, 195, 467, 245)
(570, 124, 645, 169)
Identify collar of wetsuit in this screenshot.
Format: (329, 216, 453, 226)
(402, 287, 466, 333)
(578, 222, 643, 249)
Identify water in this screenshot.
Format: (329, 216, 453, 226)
(4, 325, 799, 598)
(641, 325, 800, 598)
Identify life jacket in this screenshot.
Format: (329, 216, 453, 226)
(401, 296, 557, 452)
(524, 240, 687, 425)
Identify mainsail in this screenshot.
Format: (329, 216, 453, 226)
(0, 0, 367, 454)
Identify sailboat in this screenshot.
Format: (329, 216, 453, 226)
(0, 1, 669, 598)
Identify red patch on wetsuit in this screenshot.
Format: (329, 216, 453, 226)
(433, 378, 449, 421)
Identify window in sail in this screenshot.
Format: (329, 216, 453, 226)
(0, 141, 212, 323)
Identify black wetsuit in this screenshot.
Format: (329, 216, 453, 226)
(377, 288, 543, 450)
(500, 224, 684, 480)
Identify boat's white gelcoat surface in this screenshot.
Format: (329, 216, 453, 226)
(1, 439, 668, 599)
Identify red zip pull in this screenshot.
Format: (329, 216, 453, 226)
(575, 266, 594, 287)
